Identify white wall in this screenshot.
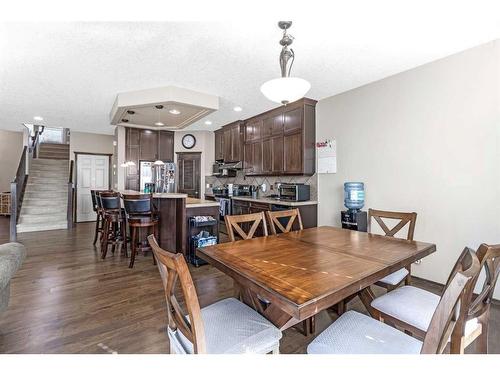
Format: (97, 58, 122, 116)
(174, 130, 215, 199)
(0, 129, 23, 192)
(316, 40, 500, 298)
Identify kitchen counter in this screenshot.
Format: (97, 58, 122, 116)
(230, 196, 317, 207)
(186, 198, 220, 208)
(119, 190, 188, 199)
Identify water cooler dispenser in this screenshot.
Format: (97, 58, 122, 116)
(341, 182, 367, 232)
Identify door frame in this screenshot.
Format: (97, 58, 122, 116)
(176, 151, 202, 198)
(74, 152, 113, 223)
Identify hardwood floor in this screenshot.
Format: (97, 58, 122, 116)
(0, 216, 499, 354)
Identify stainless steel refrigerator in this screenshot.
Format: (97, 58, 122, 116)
(139, 161, 176, 193)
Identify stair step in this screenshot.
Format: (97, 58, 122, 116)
(22, 206, 67, 215)
(38, 155, 69, 160)
(32, 158, 69, 164)
(18, 213, 67, 224)
(25, 185, 67, 193)
(28, 176, 68, 183)
(17, 221, 68, 233)
(23, 198, 66, 207)
(24, 191, 67, 199)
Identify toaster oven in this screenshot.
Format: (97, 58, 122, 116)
(278, 184, 310, 202)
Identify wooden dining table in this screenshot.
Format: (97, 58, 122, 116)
(197, 226, 436, 331)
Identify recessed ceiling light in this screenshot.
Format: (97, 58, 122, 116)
(155, 122, 164, 126)
(233, 106, 242, 112)
(127, 110, 135, 115)
(205, 120, 212, 125)
(155, 105, 164, 110)
(122, 119, 129, 123)
(33, 116, 43, 121)
(169, 109, 181, 115)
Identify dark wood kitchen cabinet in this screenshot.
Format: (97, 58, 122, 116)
(218, 120, 243, 163)
(243, 98, 316, 176)
(214, 128, 224, 161)
(125, 128, 174, 190)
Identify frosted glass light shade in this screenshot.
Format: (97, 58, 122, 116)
(153, 160, 165, 166)
(260, 77, 311, 105)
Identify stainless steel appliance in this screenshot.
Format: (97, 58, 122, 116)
(212, 161, 240, 177)
(139, 161, 176, 193)
(278, 183, 310, 202)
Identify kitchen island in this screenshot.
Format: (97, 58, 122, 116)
(119, 191, 219, 256)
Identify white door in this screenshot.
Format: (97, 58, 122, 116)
(76, 154, 109, 222)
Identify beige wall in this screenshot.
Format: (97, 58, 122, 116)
(174, 130, 215, 199)
(0, 129, 24, 192)
(316, 40, 500, 298)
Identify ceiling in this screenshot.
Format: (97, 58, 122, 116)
(0, 6, 499, 135)
(109, 86, 219, 129)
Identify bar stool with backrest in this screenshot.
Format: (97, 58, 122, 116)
(99, 191, 127, 259)
(307, 248, 480, 354)
(122, 193, 159, 268)
(370, 243, 500, 353)
(91, 189, 112, 246)
(147, 235, 282, 354)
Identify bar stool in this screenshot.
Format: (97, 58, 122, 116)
(122, 194, 159, 268)
(91, 189, 112, 246)
(99, 191, 127, 259)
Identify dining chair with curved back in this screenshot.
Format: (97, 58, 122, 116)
(224, 212, 268, 242)
(307, 248, 480, 354)
(371, 243, 500, 353)
(368, 208, 417, 289)
(147, 235, 282, 354)
(266, 208, 303, 235)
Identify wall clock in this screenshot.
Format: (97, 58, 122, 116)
(182, 134, 196, 149)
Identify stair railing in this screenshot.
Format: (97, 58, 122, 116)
(10, 127, 43, 241)
(67, 160, 75, 229)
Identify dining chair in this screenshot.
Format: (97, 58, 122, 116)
(147, 235, 282, 354)
(368, 208, 417, 289)
(266, 208, 303, 235)
(307, 248, 480, 354)
(370, 243, 500, 353)
(224, 212, 268, 242)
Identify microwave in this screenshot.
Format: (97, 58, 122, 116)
(278, 184, 310, 202)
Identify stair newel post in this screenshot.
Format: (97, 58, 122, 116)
(10, 181, 17, 242)
(67, 160, 75, 229)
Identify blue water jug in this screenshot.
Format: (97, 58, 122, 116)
(344, 182, 365, 211)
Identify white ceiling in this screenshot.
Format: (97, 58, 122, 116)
(1, 7, 499, 135)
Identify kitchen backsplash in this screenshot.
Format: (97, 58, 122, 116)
(205, 171, 317, 200)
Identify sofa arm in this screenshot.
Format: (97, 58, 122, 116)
(0, 242, 26, 291)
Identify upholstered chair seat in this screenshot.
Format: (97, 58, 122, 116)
(378, 268, 410, 286)
(307, 311, 422, 354)
(170, 298, 282, 354)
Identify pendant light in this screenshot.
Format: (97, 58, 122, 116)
(260, 21, 311, 105)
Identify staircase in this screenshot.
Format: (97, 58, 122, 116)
(38, 143, 70, 160)
(16, 157, 69, 233)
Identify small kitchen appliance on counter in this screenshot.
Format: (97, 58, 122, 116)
(278, 183, 310, 201)
(341, 182, 367, 232)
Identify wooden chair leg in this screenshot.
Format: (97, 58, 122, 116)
(93, 215, 100, 245)
(121, 219, 128, 257)
(405, 265, 411, 285)
(476, 313, 489, 354)
(129, 226, 137, 268)
(101, 219, 109, 259)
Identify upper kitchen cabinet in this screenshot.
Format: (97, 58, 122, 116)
(243, 98, 316, 176)
(125, 128, 174, 190)
(217, 120, 244, 163)
(214, 128, 224, 161)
